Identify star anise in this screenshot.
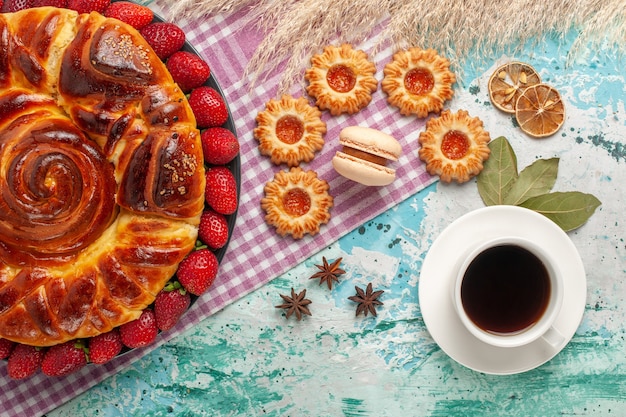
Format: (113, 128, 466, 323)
(348, 283, 384, 317)
(309, 257, 345, 289)
(275, 288, 312, 320)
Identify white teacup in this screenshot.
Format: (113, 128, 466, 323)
(453, 236, 564, 348)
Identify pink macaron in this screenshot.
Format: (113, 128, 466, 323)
(332, 126, 402, 186)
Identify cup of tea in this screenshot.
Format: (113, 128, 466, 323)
(453, 236, 565, 348)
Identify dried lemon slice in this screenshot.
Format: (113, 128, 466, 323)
(488, 62, 541, 113)
(515, 83, 565, 138)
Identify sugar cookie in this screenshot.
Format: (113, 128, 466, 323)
(305, 44, 377, 116)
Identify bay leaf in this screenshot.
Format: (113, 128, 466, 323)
(502, 158, 559, 205)
(519, 191, 602, 231)
(477, 136, 518, 206)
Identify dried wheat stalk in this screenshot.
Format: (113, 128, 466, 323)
(168, 0, 626, 93)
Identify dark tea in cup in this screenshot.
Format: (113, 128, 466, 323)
(460, 244, 551, 334)
(454, 237, 564, 348)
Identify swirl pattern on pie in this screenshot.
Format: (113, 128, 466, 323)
(305, 44, 377, 116)
(0, 8, 205, 346)
(261, 168, 333, 239)
(254, 95, 326, 167)
(418, 110, 490, 183)
(382, 47, 456, 117)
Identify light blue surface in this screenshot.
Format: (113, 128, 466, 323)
(48, 27, 625, 417)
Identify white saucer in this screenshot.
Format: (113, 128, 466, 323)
(418, 205, 587, 375)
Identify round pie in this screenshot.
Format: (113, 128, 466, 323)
(382, 47, 456, 117)
(254, 95, 326, 166)
(0, 8, 204, 346)
(418, 110, 491, 183)
(305, 44, 377, 116)
(261, 168, 333, 239)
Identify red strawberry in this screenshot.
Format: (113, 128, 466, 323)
(2, 0, 33, 12)
(104, 1, 153, 30)
(88, 329, 123, 364)
(67, 0, 110, 14)
(201, 127, 240, 165)
(205, 166, 238, 215)
(166, 51, 211, 92)
(119, 309, 158, 349)
(140, 22, 185, 60)
(41, 340, 87, 377)
(0, 338, 15, 360)
(31, 0, 67, 7)
(177, 249, 218, 296)
(154, 281, 191, 331)
(188, 86, 228, 128)
(198, 209, 229, 250)
(7, 344, 44, 380)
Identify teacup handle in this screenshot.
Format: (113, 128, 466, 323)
(542, 326, 565, 347)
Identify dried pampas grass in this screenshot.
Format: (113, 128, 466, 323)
(169, 0, 626, 93)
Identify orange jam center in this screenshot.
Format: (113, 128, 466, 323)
(327, 64, 356, 93)
(405, 67, 435, 95)
(276, 115, 304, 144)
(441, 130, 470, 160)
(282, 188, 311, 217)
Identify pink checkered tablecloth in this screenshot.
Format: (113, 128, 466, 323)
(0, 4, 436, 416)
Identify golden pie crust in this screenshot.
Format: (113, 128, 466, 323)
(254, 95, 326, 166)
(418, 110, 491, 183)
(382, 47, 456, 117)
(305, 44, 377, 116)
(0, 8, 204, 346)
(261, 167, 333, 239)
